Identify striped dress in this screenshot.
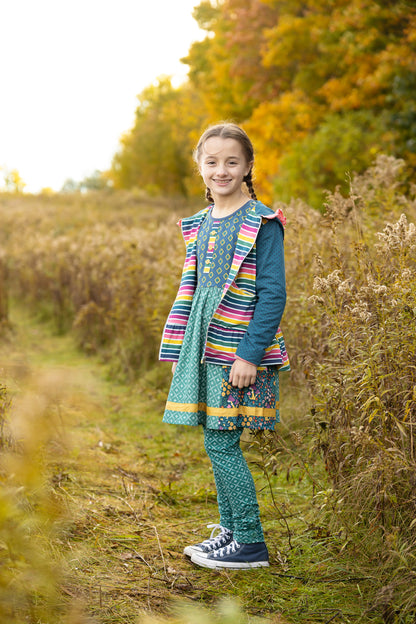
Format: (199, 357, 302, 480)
(162, 201, 285, 431)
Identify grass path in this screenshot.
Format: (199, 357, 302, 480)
(1, 303, 380, 624)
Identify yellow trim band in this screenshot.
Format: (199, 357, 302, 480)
(165, 401, 278, 419)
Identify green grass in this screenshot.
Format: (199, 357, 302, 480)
(0, 301, 383, 623)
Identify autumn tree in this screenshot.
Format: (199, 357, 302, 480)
(184, 0, 416, 205)
(183, 0, 279, 121)
(110, 77, 207, 197)
(1, 168, 26, 194)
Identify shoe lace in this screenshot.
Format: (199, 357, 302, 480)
(213, 539, 240, 558)
(201, 524, 232, 550)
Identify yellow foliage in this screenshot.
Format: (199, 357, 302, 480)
(246, 92, 322, 201)
(0, 168, 26, 194)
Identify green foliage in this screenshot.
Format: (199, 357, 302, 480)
(389, 69, 416, 158)
(110, 77, 207, 197)
(184, 0, 278, 122)
(192, 0, 219, 32)
(138, 598, 267, 623)
(61, 170, 110, 193)
(274, 111, 393, 208)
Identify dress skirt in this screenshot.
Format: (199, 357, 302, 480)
(163, 286, 279, 431)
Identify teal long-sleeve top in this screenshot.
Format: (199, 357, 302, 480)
(236, 217, 286, 366)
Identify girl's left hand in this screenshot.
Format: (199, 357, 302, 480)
(229, 359, 257, 388)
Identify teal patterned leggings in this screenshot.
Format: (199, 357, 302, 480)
(203, 427, 265, 543)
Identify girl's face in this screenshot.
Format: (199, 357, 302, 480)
(198, 136, 252, 203)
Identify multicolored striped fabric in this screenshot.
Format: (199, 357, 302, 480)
(159, 201, 290, 370)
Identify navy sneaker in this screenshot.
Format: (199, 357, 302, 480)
(183, 524, 233, 558)
(191, 539, 269, 569)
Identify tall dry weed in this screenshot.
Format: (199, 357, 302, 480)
(0, 250, 8, 331)
(301, 161, 416, 620)
(0, 382, 11, 451)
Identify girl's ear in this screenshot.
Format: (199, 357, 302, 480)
(245, 161, 254, 177)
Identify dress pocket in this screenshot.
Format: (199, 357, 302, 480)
(220, 366, 277, 410)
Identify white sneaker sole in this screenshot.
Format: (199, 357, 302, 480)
(191, 553, 269, 569)
(183, 545, 210, 558)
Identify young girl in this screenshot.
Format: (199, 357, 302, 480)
(159, 123, 289, 569)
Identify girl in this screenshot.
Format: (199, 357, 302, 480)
(159, 123, 289, 569)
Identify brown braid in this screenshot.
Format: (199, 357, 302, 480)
(205, 186, 214, 202)
(244, 169, 257, 200)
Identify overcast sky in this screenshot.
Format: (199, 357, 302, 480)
(0, 0, 204, 192)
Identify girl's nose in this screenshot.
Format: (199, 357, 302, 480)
(216, 163, 227, 176)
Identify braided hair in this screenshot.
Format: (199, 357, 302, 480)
(244, 169, 257, 200)
(194, 123, 257, 202)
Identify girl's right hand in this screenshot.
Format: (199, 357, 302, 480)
(229, 358, 257, 388)
(172, 362, 178, 375)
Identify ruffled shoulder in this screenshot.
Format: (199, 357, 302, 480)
(252, 200, 286, 227)
(262, 207, 286, 227)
